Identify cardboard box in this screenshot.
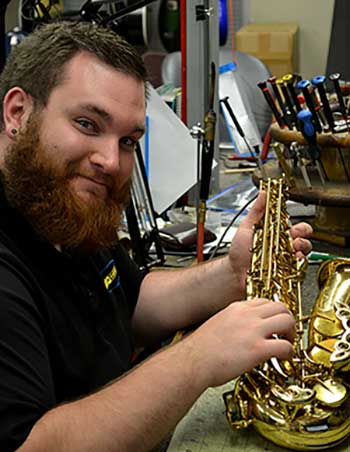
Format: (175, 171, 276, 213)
(236, 23, 299, 78)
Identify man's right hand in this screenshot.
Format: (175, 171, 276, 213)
(187, 298, 295, 388)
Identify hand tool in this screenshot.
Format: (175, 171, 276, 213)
(311, 75, 335, 131)
(296, 80, 323, 133)
(312, 75, 350, 183)
(297, 109, 328, 185)
(282, 73, 302, 112)
(220, 95, 267, 179)
(257, 81, 285, 128)
(291, 141, 312, 189)
(329, 72, 350, 132)
(268, 76, 292, 129)
(276, 78, 298, 127)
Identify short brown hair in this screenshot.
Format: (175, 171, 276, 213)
(0, 21, 148, 129)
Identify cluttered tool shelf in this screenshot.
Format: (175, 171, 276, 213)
(253, 160, 350, 207)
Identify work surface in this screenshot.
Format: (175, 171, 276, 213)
(165, 240, 350, 452)
(166, 382, 350, 452)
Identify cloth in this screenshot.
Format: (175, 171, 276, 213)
(0, 182, 144, 450)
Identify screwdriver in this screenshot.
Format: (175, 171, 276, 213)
(257, 81, 285, 128)
(312, 75, 350, 183)
(283, 73, 302, 112)
(219, 96, 267, 179)
(311, 75, 335, 131)
(296, 80, 323, 133)
(329, 73, 350, 132)
(277, 78, 298, 127)
(297, 109, 328, 185)
(268, 76, 291, 129)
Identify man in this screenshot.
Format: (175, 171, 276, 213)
(0, 21, 312, 451)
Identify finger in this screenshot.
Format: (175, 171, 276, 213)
(239, 191, 266, 230)
(262, 313, 296, 343)
(293, 237, 312, 256)
(250, 299, 292, 318)
(290, 222, 313, 239)
(261, 338, 294, 362)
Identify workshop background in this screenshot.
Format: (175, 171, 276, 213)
(3, 1, 350, 451)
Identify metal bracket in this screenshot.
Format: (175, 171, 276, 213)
(195, 5, 214, 21)
(190, 123, 204, 140)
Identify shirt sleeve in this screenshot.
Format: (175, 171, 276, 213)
(0, 252, 56, 450)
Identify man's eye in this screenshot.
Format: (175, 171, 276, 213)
(121, 137, 137, 151)
(75, 119, 97, 133)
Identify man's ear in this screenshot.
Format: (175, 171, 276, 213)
(3, 87, 34, 139)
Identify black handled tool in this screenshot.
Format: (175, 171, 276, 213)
(311, 75, 335, 132)
(257, 81, 285, 128)
(268, 76, 290, 129)
(220, 96, 266, 179)
(277, 78, 298, 127)
(312, 75, 350, 182)
(296, 80, 323, 133)
(283, 73, 302, 112)
(329, 72, 350, 132)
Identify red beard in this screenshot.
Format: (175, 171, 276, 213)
(2, 115, 131, 252)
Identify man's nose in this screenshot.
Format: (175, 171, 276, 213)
(90, 138, 120, 175)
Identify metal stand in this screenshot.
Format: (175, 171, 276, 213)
(183, 0, 220, 201)
(126, 144, 165, 271)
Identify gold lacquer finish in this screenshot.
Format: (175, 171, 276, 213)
(223, 177, 350, 450)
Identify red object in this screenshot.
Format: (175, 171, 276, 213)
(197, 221, 205, 263)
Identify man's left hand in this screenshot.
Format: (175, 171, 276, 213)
(228, 191, 313, 287)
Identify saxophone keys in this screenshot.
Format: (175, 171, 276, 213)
(271, 384, 314, 404)
(335, 307, 350, 322)
(314, 378, 348, 407)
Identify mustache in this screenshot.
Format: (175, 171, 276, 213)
(73, 171, 114, 190)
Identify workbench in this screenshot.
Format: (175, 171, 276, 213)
(165, 241, 350, 452)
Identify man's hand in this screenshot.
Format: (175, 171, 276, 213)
(188, 298, 295, 388)
(229, 191, 312, 296)
(228, 191, 313, 293)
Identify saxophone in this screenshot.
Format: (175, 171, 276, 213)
(223, 176, 350, 450)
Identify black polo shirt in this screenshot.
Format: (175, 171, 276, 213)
(0, 184, 144, 451)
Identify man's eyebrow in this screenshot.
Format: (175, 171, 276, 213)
(79, 103, 146, 135)
(80, 103, 112, 122)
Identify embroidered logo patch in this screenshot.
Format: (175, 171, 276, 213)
(100, 259, 120, 292)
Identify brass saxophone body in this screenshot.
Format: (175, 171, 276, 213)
(223, 177, 350, 450)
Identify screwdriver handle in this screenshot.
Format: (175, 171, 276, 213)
(297, 109, 320, 160)
(312, 75, 335, 131)
(282, 73, 302, 112)
(257, 81, 285, 128)
(298, 109, 315, 139)
(296, 80, 322, 133)
(268, 76, 288, 115)
(329, 72, 348, 120)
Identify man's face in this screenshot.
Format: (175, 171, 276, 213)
(2, 52, 146, 251)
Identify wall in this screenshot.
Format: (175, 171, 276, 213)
(5, 0, 20, 31)
(249, 0, 334, 79)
